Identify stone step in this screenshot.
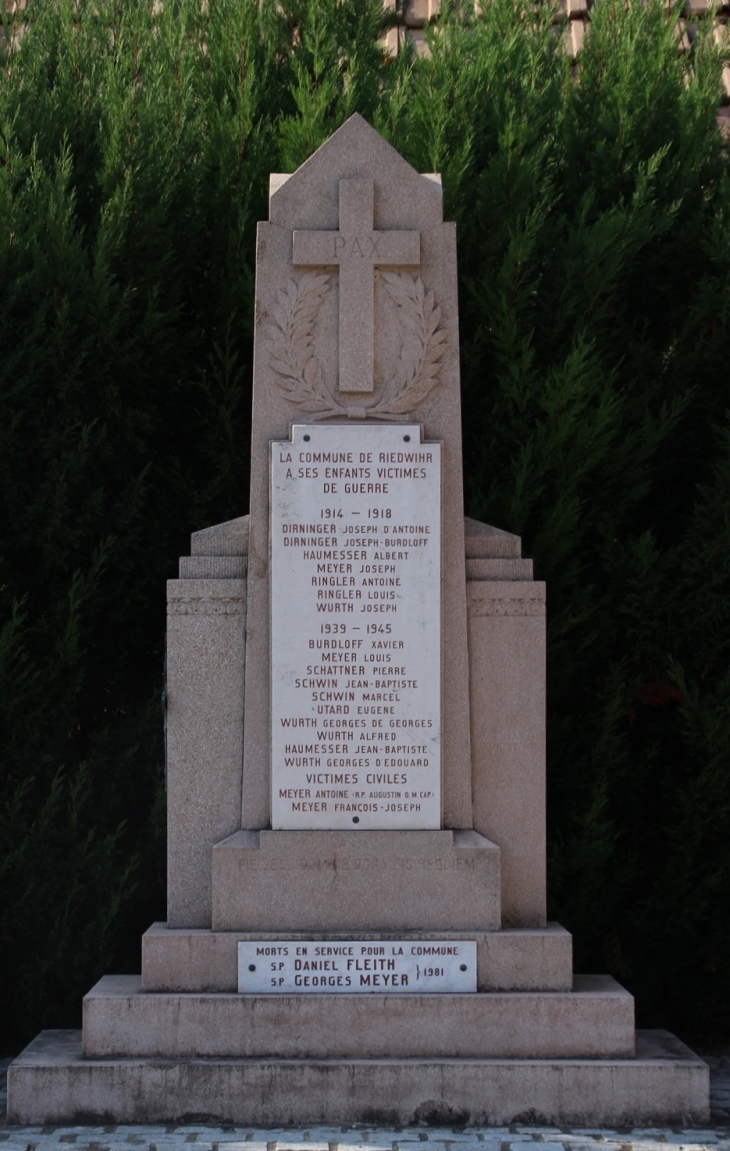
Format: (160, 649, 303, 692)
(190, 515, 249, 556)
(8, 1029, 709, 1127)
(179, 555, 247, 579)
(466, 557, 533, 581)
(464, 517, 522, 558)
(211, 828, 501, 932)
(141, 921, 573, 992)
(81, 974, 633, 1060)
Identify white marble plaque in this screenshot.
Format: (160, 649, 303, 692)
(271, 423, 441, 830)
(238, 939, 475, 993)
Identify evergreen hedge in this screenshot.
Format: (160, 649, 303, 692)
(1, 0, 729, 1054)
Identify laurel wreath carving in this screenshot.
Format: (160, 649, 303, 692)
(265, 271, 449, 420)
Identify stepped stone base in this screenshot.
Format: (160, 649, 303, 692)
(82, 973, 632, 1059)
(141, 921, 573, 992)
(8, 1029, 709, 1127)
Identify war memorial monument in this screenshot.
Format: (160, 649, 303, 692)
(7, 114, 710, 1127)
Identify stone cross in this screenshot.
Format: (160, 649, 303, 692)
(292, 178, 420, 394)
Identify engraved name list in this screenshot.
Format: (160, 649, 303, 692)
(271, 423, 441, 830)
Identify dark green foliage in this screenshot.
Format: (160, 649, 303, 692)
(0, 0, 728, 1052)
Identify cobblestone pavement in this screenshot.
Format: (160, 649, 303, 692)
(1, 1056, 728, 1151)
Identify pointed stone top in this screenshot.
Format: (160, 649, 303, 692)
(269, 113, 443, 232)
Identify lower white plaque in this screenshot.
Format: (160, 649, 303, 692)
(238, 939, 476, 993)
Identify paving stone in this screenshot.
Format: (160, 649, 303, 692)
(2, 1060, 730, 1151)
(276, 1144, 330, 1150)
(626, 1131, 670, 1138)
(661, 1138, 720, 1146)
(3, 1134, 730, 1150)
(289, 1135, 345, 1145)
(214, 1140, 262, 1146)
(352, 1136, 402, 1147)
(562, 1137, 625, 1144)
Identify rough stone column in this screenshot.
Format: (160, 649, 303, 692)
(166, 517, 248, 928)
(465, 518, 547, 927)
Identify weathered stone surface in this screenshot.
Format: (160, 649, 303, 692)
(166, 578, 247, 929)
(464, 516, 521, 558)
(467, 575, 547, 927)
(82, 974, 633, 1059)
(211, 829, 500, 932)
(8, 1030, 709, 1127)
(179, 556, 247, 579)
(466, 557, 533, 580)
(141, 921, 574, 993)
(480, 922, 573, 990)
(190, 514, 249, 557)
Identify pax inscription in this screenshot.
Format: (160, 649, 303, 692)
(293, 179, 420, 395)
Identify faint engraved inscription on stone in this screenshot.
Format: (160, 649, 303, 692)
(238, 939, 476, 994)
(470, 597, 545, 617)
(166, 598, 245, 616)
(236, 854, 476, 873)
(292, 179, 420, 395)
(270, 423, 441, 830)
